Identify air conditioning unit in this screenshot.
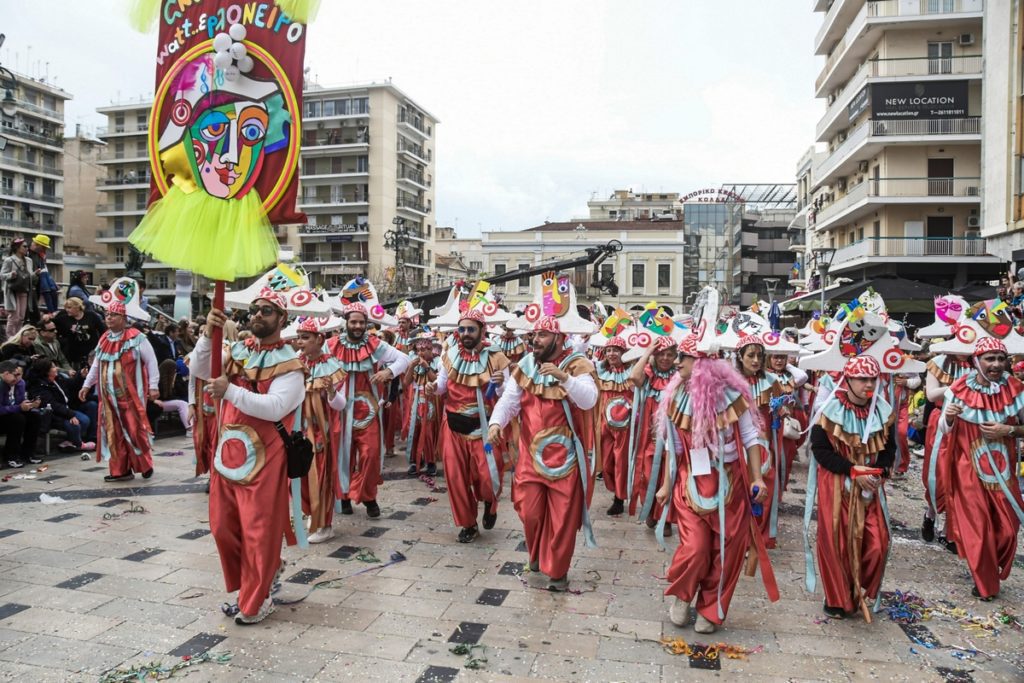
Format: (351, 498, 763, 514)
(959, 33, 975, 46)
(965, 229, 980, 239)
(967, 215, 980, 228)
(858, 160, 869, 173)
(966, 186, 979, 196)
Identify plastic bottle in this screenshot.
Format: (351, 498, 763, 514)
(750, 485, 763, 517)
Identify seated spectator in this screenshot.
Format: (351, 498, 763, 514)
(28, 359, 94, 452)
(150, 358, 190, 434)
(33, 319, 74, 377)
(0, 325, 40, 365)
(0, 359, 41, 467)
(54, 297, 105, 370)
(149, 322, 183, 365)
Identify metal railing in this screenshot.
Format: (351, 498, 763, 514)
(0, 219, 62, 232)
(96, 230, 128, 239)
(302, 133, 369, 146)
(97, 175, 151, 187)
(97, 123, 150, 136)
(96, 203, 146, 213)
(397, 169, 426, 185)
(398, 112, 430, 136)
(816, 176, 980, 226)
(3, 126, 64, 148)
(0, 187, 61, 203)
(868, 0, 981, 18)
(298, 193, 369, 205)
(397, 139, 431, 161)
(870, 117, 980, 136)
(0, 156, 64, 176)
(96, 148, 149, 162)
(396, 197, 428, 213)
(15, 99, 62, 120)
(832, 236, 990, 266)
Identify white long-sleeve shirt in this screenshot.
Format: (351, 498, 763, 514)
(488, 371, 598, 430)
(671, 409, 763, 463)
(190, 335, 304, 423)
(434, 361, 510, 397)
(83, 332, 159, 393)
(373, 340, 412, 379)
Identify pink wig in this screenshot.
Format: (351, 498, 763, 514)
(656, 357, 763, 451)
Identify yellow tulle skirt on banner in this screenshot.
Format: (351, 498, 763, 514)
(128, 186, 278, 282)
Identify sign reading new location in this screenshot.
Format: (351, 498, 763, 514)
(870, 81, 969, 120)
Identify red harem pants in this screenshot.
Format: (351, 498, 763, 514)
(440, 422, 503, 528)
(895, 402, 911, 473)
(665, 459, 750, 625)
(815, 467, 890, 613)
(631, 437, 666, 520)
(209, 453, 289, 617)
(512, 454, 583, 579)
(755, 428, 778, 547)
(947, 450, 1022, 598)
(301, 441, 337, 531)
(601, 422, 630, 500)
(384, 393, 402, 453)
(922, 404, 949, 515)
(343, 419, 383, 504)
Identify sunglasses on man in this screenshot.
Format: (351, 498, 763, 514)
(456, 326, 478, 334)
(248, 304, 280, 317)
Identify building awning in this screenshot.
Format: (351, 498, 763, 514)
(781, 276, 957, 314)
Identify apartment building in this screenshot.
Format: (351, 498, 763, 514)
(586, 190, 682, 221)
(810, 0, 1000, 288)
(434, 226, 482, 282)
(93, 101, 172, 294)
(979, 0, 1024, 265)
(89, 82, 438, 301)
(0, 70, 70, 283)
(296, 82, 437, 293)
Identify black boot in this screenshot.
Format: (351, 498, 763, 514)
(340, 499, 353, 515)
(921, 515, 935, 543)
(365, 500, 380, 518)
(457, 526, 479, 543)
(482, 501, 497, 530)
(606, 497, 624, 516)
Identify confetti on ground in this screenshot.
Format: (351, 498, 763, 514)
(660, 637, 764, 660)
(98, 650, 232, 682)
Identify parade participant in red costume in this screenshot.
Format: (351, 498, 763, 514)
(807, 355, 895, 620)
(628, 336, 678, 526)
(936, 337, 1024, 601)
(495, 325, 526, 363)
(402, 334, 441, 477)
(596, 336, 633, 515)
(187, 359, 218, 477)
(488, 315, 598, 591)
(734, 334, 783, 548)
(921, 352, 971, 546)
(766, 351, 809, 491)
(656, 333, 774, 634)
(191, 289, 306, 625)
(384, 313, 416, 456)
(80, 301, 159, 482)
(293, 317, 347, 544)
(428, 309, 511, 543)
(328, 303, 410, 518)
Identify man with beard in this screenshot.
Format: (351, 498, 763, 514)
(328, 304, 410, 518)
(80, 301, 159, 482)
(596, 336, 633, 515)
(426, 308, 510, 543)
(189, 289, 305, 625)
(936, 337, 1024, 601)
(487, 316, 598, 591)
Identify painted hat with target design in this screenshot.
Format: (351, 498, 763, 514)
(798, 309, 925, 375)
(717, 309, 802, 355)
(90, 277, 151, 322)
(426, 280, 511, 329)
(330, 276, 397, 326)
(281, 314, 345, 341)
(929, 298, 1024, 356)
(505, 271, 597, 335)
(223, 262, 331, 316)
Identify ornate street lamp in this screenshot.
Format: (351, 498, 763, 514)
(812, 247, 836, 314)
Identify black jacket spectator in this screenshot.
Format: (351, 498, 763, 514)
(0, 360, 41, 466)
(54, 300, 106, 369)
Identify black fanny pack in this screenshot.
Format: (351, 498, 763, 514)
(250, 380, 314, 478)
(446, 411, 480, 435)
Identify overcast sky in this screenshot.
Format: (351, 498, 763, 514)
(2, 0, 822, 237)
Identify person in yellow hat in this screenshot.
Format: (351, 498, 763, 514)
(29, 234, 58, 315)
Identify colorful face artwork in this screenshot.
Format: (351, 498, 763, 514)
(541, 271, 571, 317)
(934, 295, 966, 326)
(838, 317, 887, 357)
(266, 262, 305, 291)
(639, 302, 674, 336)
(468, 281, 491, 310)
(114, 278, 138, 303)
(340, 277, 373, 306)
(968, 299, 1013, 338)
(601, 307, 630, 338)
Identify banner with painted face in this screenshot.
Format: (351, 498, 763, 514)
(128, 1, 313, 282)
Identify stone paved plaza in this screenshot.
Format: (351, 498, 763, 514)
(0, 437, 1021, 682)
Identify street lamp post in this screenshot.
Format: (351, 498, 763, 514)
(812, 247, 836, 315)
(384, 216, 411, 294)
(764, 277, 779, 303)
(0, 35, 19, 118)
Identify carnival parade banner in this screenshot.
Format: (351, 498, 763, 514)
(127, 0, 317, 282)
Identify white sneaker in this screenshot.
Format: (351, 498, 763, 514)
(307, 526, 335, 544)
(669, 598, 691, 627)
(694, 613, 717, 634)
(234, 596, 275, 625)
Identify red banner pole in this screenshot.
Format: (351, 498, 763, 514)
(211, 280, 225, 378)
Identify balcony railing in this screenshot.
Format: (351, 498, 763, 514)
(398, 112, 431, 136)
(397, 139, 431, 161)
(96, 230, 128, 239)
(0, 219, 62, 233)
(815, 176, 980, 226)
(0, 156, 64, 176)
(297, 223, 369, 234)
(397, 169, 427, 185)
(867, 0, 982, 19)
(870, 117, 980, 136)
(0, 188, 61, 203)
(3, 126, 64, 148)
(832, 236, 990, 267)
(15, 99, 62, 120)
(302, 133, 369, 147)
(97, 123, 150, 136)
(96, 203, 146, 213)
(299, 193, 369, 206)
(97, 175, 152, 187)
(397, 197, 428, 213)
(97, 148, 149, 162)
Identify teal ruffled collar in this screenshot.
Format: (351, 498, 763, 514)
(445, 342, 491, 376)
(518, 351, 583, 388)
(596, 362, 630, 383)
(821, 391, 892, 439)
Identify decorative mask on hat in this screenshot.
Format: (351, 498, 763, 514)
(968, 299, 1013, 339)
(541, 271, 572, 317)
(90, 277, 150, 322)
